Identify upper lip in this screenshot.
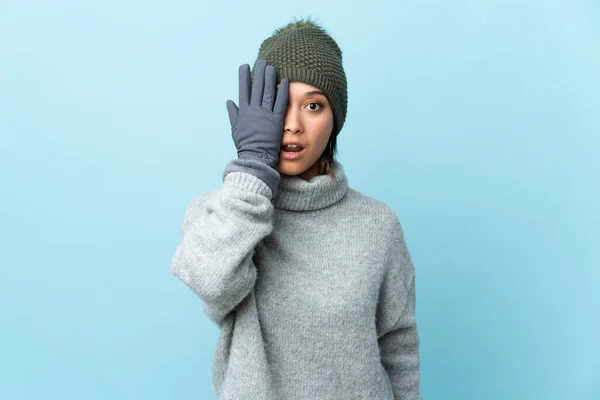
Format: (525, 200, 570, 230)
(281, 141, 305, 148)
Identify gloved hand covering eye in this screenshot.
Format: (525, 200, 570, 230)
(226, 59, 290, 168)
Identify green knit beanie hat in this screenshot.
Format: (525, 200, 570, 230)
(251, 18, 348, 137)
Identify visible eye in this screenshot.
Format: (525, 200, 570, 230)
(306, 102, 323, 111)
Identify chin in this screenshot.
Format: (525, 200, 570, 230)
(276, 162, 307, 176)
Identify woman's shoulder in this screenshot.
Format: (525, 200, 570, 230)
(345, 189, 412, 261)
(344, 188, 403, 229)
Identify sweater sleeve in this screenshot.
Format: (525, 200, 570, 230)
(170, 159, 280, 327)
(376, 215, 421, 399)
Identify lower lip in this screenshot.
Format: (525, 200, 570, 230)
(280, 148, 305, 160)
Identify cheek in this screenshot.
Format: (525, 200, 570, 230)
(314, 119, 333, 143)
(321, 113, 334, 142)
(314, 110, 334, 131)
(302, 111, 334, 152)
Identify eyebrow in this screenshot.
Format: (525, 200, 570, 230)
(304, 90, 326, 97)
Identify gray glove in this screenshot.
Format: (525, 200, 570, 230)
(226, 59, 289, 168)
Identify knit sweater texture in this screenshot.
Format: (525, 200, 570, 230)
(170, 158, 421, 399)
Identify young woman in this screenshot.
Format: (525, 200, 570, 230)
(171, 18, 421, 399)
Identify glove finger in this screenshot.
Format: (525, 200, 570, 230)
(250, 59, 267, 107)
(238, 64, 250, 107)
(273, 78, 290, 115)
(226, 100, 239, 128)
(262, 64, 276, 112)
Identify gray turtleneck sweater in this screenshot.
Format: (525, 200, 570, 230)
(170, 158, 421, 399)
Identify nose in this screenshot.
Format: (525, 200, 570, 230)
(284, 106, 302, 134)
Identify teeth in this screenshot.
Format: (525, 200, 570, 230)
(286, 144, 300, 147)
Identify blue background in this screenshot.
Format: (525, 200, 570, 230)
(1, 1, 598, 399)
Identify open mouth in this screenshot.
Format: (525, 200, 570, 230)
(281, 144, 304, 152)
(280, 146, 306, 160)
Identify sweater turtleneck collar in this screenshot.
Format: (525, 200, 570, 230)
(272, 159, 349, 211)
